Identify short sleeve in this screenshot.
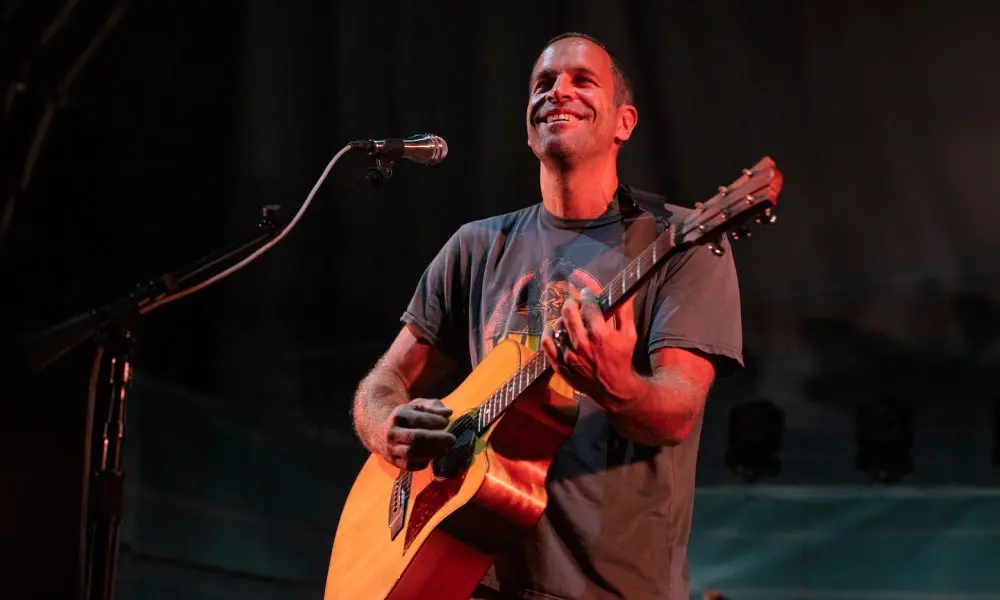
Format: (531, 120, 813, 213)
(401, 227, 469, 365)
(647, 232, 744, 376)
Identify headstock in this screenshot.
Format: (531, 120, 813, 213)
(678, 157, 783, 255)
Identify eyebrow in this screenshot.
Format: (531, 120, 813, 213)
(531, 65, 602, 83)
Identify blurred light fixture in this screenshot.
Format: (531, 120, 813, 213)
(725, 399, 784, 483)
(855, 396, 913, 483)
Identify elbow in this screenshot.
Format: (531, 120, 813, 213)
(657, 406, 701, 447)
(660, 419, 695, 446)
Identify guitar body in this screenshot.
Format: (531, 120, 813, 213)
(324, 339, 580, 600)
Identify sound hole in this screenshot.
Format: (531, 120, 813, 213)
(432, 413, 478, 479)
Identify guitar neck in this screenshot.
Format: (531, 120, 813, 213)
(596, 222, 678, 315)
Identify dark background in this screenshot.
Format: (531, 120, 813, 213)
(3, 1, 1000, 598)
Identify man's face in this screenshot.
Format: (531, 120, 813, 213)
(526, 37, 635, 165)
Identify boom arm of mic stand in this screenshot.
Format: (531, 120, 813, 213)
(26, 204, 284, 600)
(20, 204, 284, 375)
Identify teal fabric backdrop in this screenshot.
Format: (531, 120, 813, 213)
(117, 376, 1000, 600)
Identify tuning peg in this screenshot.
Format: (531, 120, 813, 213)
(707, 243, 725, 256)
(731, 227, 751, 240)
(742, 168, 752, 176)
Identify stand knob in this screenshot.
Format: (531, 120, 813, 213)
(259, 205, 283, 232)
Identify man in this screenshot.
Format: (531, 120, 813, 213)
(351, 32, 743, 600)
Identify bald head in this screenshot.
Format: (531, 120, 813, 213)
(532, 32, 633, 107)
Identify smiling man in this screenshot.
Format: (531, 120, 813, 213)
(350, 32, 744, 599)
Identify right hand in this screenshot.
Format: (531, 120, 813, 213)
(378, 398, 456, 471)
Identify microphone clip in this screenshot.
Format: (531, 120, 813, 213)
(366, 157, 394, 187)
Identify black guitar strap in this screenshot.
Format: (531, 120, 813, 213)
(614, 182, 667, 329)
(608, 183, 670, 464)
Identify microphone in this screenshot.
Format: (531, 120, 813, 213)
(349, 133, 448, 165)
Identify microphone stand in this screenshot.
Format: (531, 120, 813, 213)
(18, 141, 402, 600)
(22, 204, 284, 600)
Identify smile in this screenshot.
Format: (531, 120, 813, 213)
(545, 113, 580, 123)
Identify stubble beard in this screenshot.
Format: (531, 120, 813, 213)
(535, 129, 594, 170)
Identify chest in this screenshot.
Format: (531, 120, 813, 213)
(477, 226, 632, 354)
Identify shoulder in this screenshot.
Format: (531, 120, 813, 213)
(451, 204, 541, 247)
(623, 183, 738, 278)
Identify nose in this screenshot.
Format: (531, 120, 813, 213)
(546, 73, 573, 103)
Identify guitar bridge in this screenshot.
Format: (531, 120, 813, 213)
(388, 472, 412, 541)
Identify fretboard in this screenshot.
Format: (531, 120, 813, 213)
(475, 223, 678, 434)
(597, 223, 677, 314)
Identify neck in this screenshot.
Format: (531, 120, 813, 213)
(539, 154, 619, 220)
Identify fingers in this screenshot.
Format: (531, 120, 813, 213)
(579, 289, 609, 337)
(409, 398, 453, 418)
(394, 407, 450, 430)
(384, 399, 456, 471)
(387, 428, 456, 471)
(389, 427, 456, 451)
(560, 296, 591, 354)
(541, 331, 560, 365)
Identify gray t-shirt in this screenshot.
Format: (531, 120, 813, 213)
(402, 185, 743, 600)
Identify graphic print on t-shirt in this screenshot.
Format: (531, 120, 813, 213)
(482, 257, 603, 354)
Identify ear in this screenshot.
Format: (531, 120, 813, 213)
(614, 104, 638, 144)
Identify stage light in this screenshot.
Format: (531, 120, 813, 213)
(725, 399, 784, 483)
(855, 396, 913, 483)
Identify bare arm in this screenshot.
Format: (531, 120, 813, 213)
(603, 347, 716, 446)
(352, 324, 459, 468)
(541, 293, 718, 447)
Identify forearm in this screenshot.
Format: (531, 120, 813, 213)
(602, 370, 703, 446)
(352, 367, 412, 453)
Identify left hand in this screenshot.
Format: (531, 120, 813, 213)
(541, 288, 639, 407)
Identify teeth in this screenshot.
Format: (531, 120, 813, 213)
(546, 113, 577, 123)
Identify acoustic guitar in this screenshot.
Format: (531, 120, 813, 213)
(324, 157, 784, 599)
